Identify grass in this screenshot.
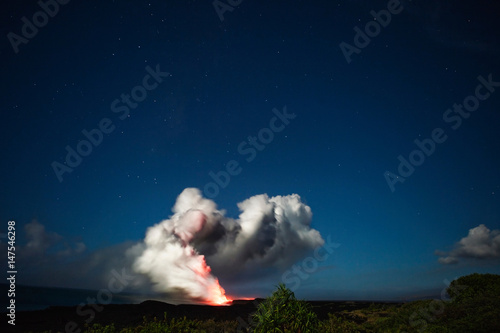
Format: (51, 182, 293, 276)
(82, 314, 238, 333)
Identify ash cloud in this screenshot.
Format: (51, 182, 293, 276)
(132, 188, 324, 303)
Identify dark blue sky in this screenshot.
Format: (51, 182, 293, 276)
(1, 0, 499, 301)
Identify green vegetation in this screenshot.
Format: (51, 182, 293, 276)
(50, 273, 499, 333)
(82, 314, 238, 333)
(252, 283, 319, 332)
(373, 273, 500, 333)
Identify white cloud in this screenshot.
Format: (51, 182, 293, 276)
(437, 224, 500, 264)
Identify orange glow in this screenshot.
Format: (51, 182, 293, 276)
(234, 297, 255, 301)
(191, 254, 232, 305)
(206, 279, 232, 305)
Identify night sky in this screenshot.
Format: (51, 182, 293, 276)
(1, 0, 500, 301)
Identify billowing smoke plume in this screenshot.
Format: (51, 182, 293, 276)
(133, 188, 324, 304)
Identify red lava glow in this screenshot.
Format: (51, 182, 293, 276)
(192, 254, 232, 305)
(207, 280, 232, 305)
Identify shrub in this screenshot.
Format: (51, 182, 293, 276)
(252, 283, 319, 332)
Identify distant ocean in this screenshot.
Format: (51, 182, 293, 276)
(1, 284, 153, 312)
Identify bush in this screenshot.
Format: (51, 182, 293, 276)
(447, 273, 500, 304)
(377, 273, 500, 332)
(443, 273, 500, 332)
(252, 283, 319, 333)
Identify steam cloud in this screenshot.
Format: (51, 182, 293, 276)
(132, 188, 324, 304)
